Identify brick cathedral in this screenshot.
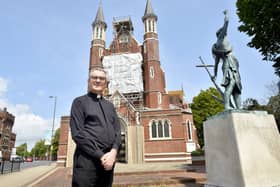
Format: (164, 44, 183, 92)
(57, 0, 199, 166)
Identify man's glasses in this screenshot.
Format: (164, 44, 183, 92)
(90, 76, 106, 81)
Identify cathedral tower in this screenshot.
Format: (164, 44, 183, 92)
(89, 2, 107, 71)
(142, 0, 169, 109)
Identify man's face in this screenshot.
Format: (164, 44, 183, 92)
(88, 70, 107, 95)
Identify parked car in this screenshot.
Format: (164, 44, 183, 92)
(10, 156, 24, 162)
(25, 157, 33, 162)
(12, 156, 24, 162)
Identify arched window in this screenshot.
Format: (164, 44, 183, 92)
(100, 27, 103, 39)
(99, 48, 103, 57)
(157, 92, 162, 105)
(96, 27, 99, 38)
(150, 66, 154, 78)
(151, 120, 157, 138)
(144, 43, 147, 54)
(153, 20, 157, 33)
(187, 120, 193, 141)
(158, 120, 163, 137)
(144, 21, 147, 33)
(150, 119, 171, 139)
(164, 120, 170, 137)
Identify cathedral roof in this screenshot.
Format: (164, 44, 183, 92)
(142, 0, 158, 21)
(169, 90, 184, 99)
(92, 2, 107, 28)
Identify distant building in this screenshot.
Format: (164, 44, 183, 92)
(57, 0, 199, 167)
(0, 107, 16, 160)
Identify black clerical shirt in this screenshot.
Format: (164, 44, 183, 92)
(70, 92, 121, 159)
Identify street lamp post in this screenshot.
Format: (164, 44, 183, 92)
(49, 96, 57, 161)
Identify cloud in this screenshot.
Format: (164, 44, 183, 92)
(0, 77, 50, 151)
(0, 77, 8, 96)
(12, 106, 50, 150)
(36, 89, 45, 97)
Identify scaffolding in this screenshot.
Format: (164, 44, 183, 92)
(113, 16, 134, 36)
(103, 53, 144, 95)
(123, 92, 144, 110)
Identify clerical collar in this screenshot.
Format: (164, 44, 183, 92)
(88, 92, 102, 99)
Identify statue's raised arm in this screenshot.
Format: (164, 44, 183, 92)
(212, 10, 231, 80)
(217, 10, 229, 40)
(214, 10, 231, 53)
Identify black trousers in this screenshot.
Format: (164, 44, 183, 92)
(72, 149, 114, 187)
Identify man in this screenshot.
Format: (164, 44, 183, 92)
(70, 67, 121, 187)
(212, 10, 242, 110)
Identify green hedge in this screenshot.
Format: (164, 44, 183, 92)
(191, 149, 204, 156)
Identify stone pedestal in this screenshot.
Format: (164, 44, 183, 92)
(204, 111, 280, 187)
(127, 125, 144, 164)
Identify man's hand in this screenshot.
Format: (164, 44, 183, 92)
(101, 149, 117, 171)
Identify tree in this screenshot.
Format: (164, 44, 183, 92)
(267, 93, 280, 132)
(242, 98, 267, 111)
(273, 62, 280, 77)
(236, 0, 280, 76)
(265, 80, 280, 97)
(191, 87, 224, 147)
(30, 139, 48, 159)
(51, 128, 60, 160)
(242, 96, 280, 132)
(16, 143, 28, 158)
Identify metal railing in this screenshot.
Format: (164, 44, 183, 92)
(0, 160, 21, 174)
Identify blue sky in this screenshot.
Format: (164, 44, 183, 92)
(0, 0, 277, 150)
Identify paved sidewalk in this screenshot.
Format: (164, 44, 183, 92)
(0, 163, 56, 187)
(0, 162, 206, 187)
(33, 162, 206, 187)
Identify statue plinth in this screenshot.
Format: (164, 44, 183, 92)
(204, 110, 280, 187)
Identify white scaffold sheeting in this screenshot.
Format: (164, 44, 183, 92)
(102, 53, 144, 94)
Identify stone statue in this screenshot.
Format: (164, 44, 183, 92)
(211, 10, 242, 110)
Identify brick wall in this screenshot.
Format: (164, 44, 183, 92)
(57, 116, 70, 166)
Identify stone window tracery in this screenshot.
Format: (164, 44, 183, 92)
(150, 119, 171, 139)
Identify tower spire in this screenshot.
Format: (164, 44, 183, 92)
(142, 0, 158, 34)
(89, 1, 107, 70)
(92, 1, 107, 28)
(142, 0, 157, 21)
(142, 0, 168, 109)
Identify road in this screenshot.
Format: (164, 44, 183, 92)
(20, 160, 54, 170)
(0, 160, 54, 175)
